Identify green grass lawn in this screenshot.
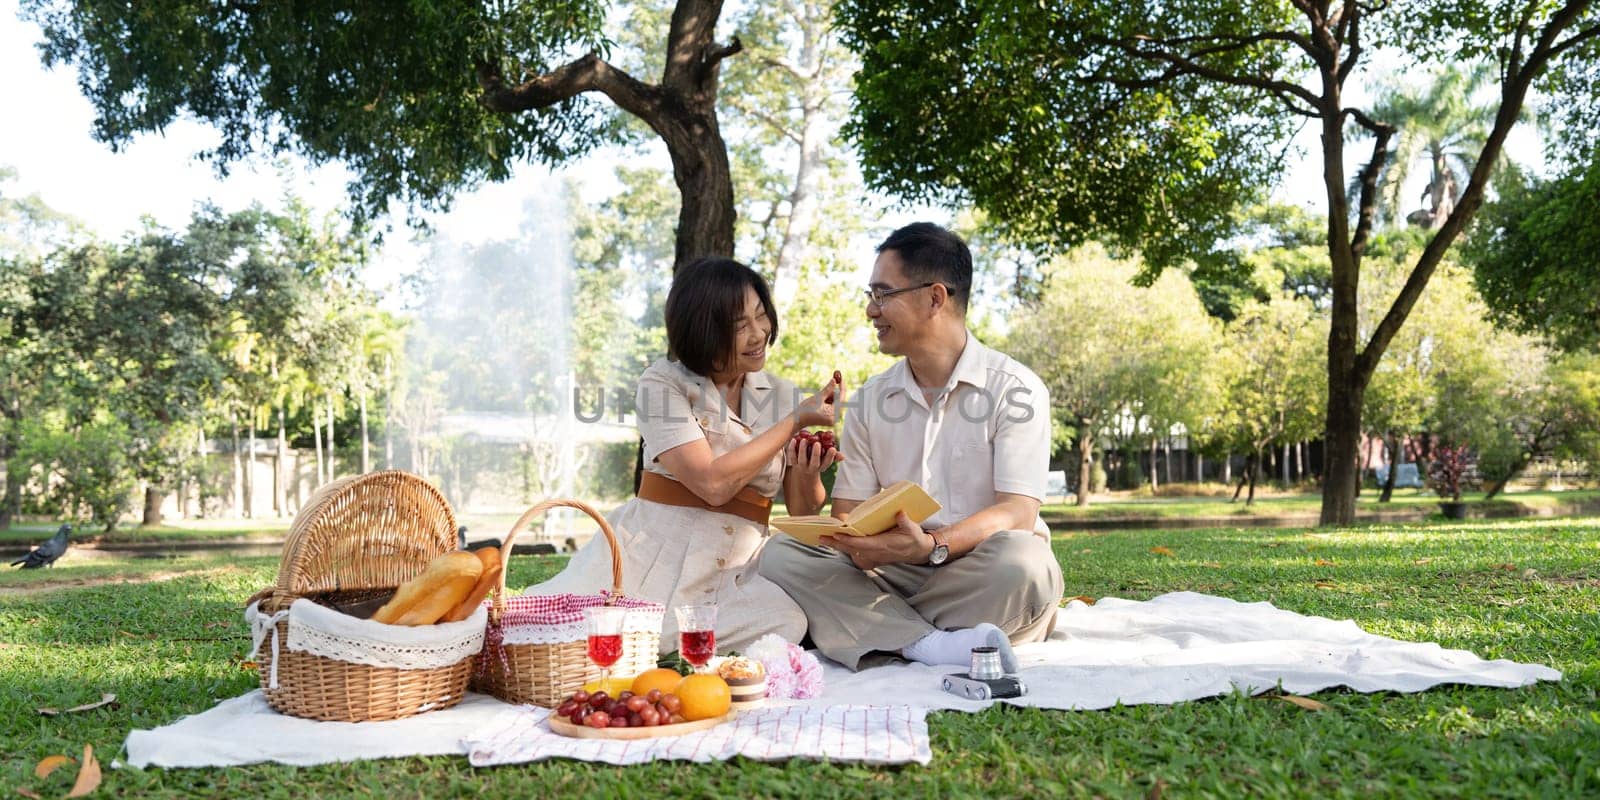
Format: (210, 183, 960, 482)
(4, 517, 1599, 798)
(1040, 487, 1600, 520)
(0, 518, 292, 546)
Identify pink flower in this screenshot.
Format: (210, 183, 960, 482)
(745, 634, 825, 699)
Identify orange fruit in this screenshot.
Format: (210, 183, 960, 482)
(675, 674, 731, 721)
(631, 667, 684, 698)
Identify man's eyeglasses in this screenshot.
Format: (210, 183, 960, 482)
(863, 282, 936, 308)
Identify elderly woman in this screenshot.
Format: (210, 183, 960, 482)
(526, 257, 841, 653)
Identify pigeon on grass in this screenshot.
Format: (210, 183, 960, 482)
(9, 524, 71, 569)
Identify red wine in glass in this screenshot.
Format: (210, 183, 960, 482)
(588, 633, 623, 668)
(680, 629, 715, 668)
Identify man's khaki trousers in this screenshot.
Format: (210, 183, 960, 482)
(758, 529, 1064, 670)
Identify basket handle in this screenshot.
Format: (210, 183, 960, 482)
(490, 498, 622, 621)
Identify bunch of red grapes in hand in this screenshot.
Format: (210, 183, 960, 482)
(557, 688, 687, 730)
(792, 369, 843, 461)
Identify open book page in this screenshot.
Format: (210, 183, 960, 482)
(769, 481, 941, 547)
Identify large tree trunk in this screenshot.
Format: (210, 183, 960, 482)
(1246, 449, 1261, 505)
(383, 355, 394, 470)
(475, 0, 740, 273)
(141, 485, 163, 526)
(360, 390, 371, 474)
(326, 392, 337, 481)
(1076, 424, 1094, 507)
(275, 404, 287, 516)
(1148, 438, 1159, 491)
(1379, 433, 1399, 503)
(230, 420, 243, 518)
(312, 402, 325, 487)
(768, 5, 831, 305)
(244, 412, 256, 518)
(0, 394, 20, 529)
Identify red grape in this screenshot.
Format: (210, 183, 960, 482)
(571, 690, 590, 704)
(626, 695, 649, 712)
(640, 706, 660, 726)
(556, 700, 578, 717)
(588, 692, 609, 708)
(586, 711, 610, 728)
(609, 715, 630, 728)
(569, 709, 587, 725)
(645, 689, 663, 703)
(628, 711, 644, 727)
(660, 694, 683, 714)
(618, 691, 633, 701)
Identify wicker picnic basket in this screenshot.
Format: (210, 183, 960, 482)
(246, 470, 482, 722)
(471, 499, 664, 708)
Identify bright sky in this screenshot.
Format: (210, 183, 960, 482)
(0, 2, 1545, 302)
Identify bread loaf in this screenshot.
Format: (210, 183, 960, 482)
(442, 561, 502, 623)
(372, 551, 484, 625)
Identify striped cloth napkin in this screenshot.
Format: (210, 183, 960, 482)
(465, 704, 930, 766)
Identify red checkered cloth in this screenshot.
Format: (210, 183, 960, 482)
(497, 591, 664, 627)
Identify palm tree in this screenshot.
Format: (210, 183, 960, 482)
(1354, 64, 1501, 229)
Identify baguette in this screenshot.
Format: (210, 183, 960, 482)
(371, 551, 484, 625)
(441, 563, 502, 623)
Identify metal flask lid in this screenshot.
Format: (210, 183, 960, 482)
(969, 646, 1004, 680)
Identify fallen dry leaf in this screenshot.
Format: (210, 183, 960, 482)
(1413, 557, 1436, 565)
(1202, 561, 1224, 568)
(239, 661, 259, 672)
(1274, 695, 1329, 712)
(1314, 580, 1337, 589)
(1263, 542, 1283, 548)
(34, 754, 72, 779)
(1149, 546, 1176, 557)
(66, 745, 100, 798)
(1315, 558, 1335, 567)
(1147, 777, 1168, 800)
(17, 787, 43, 799)
(1066, 595, 1096, 605)
(38, 694, 118, 717)
(1497, 563, 1517, 570)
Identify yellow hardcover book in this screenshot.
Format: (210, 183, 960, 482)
(770, 481, 941, 547)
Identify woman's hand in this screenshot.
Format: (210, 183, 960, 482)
(794, 376, 845, 429)
(784, 435, 844, 475)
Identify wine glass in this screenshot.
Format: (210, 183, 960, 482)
(674, 604, 718, 673)
(584, 606, 630, 692)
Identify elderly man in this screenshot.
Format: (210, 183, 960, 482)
(760, 222, 1063, 671)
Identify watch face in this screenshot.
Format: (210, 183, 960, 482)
(930, 545, 949, 565)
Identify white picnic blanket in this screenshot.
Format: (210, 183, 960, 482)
(124, 592, 1560, 768)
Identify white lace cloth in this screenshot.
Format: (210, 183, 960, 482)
(246, 599, 486, 688)
(498, 611, 661, 646)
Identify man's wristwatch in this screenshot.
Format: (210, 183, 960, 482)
(926, 530, 950, 566)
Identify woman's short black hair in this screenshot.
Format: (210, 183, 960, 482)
(664, 257, 779, 377)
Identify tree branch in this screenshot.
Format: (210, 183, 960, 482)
(724, 95, 802, 145)
(1356, 0, 1593, 376)
(708, 37, 744, 65)
(1133, 30, 1318, 57)
(1349, 125, 1393, 257)
(1335, 3, 1363, 87)
(475, 53, 660, 122)
(1547, 23, 1600, 61)
(1103, 37, 1323, 110)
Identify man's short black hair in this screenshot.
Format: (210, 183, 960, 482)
(876, 222, 972, 312)
(664, 257, 779, 377)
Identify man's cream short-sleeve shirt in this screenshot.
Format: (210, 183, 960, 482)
(832, 333, 1052, 537)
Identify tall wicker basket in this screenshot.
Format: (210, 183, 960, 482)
(250, 470, 475, 722)
(472, 499, 664, 708)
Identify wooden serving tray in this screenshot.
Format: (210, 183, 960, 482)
(546, 712, 733, 740)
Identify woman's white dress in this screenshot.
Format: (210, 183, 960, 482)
(523, 358, 808, 654)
